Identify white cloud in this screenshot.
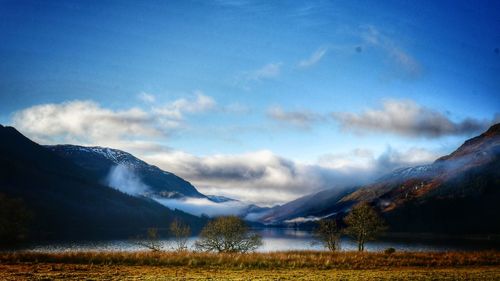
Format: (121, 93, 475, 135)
(11, 93, 217, 154)
(360, 25, 422, 78)
(247, 62, 282, 81)
(142, 145, 439, 206)
(298, 47, 328, 68)
(267, 106, 323, 129)
(318, 146, 439, 176)
(144, 150, 334, 205)
(153, 91, 216, 119)
(138, 92, 156, 103)
(153, 197, 250, 217)
(332, 99, 492, 138)
(12, 100, 160, 146)
(10, 98, 456, 207)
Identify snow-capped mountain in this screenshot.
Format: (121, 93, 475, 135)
(0, 125, 207, 240)
(260, 123, 500, 235)
(46, 145, 206, 199)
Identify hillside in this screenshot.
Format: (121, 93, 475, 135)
(0, 125, 206, 241)
(46, 144, 205, 199)
(262, 123, 500, 235)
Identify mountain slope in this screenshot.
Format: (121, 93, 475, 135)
(259, 186, 356, 224)
(0, 125, 206, 240)
(262, 124, 500, 235)
(46, 145, 205, 199)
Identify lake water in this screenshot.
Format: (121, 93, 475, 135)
(19, 228, 497, 253)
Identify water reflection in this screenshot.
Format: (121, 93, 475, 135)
(20, 228, 497, 253)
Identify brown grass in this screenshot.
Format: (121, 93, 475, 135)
(1, 263, 500, 280)
(1, 250, 499, 270)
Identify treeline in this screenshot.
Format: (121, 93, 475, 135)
(135, 202, 386, 254)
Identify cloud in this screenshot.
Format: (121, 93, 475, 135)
(267, 106, 323, 129)
(298, 47, 328, 68)
(12, 100, 161, 146)
(318, 146, 439, 177)
(246, 62, 282, 81)
(332, 99, 493, 138)
(153, 197, 250, 217)
(236, 62, 283, 90)
(360, 25, 422, 78)
(153, 91, 216, 119)
(144, 150, 340, 205)
(107, 164, 150, 195)
(11, 93, 217, 153)
(138, 92, 156, 103)
(142, 145, 439, 206)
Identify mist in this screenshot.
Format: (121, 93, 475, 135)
(153, 197, 256, 218)
(106, 164, 150, 195)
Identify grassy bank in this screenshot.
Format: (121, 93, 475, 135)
(1, 251, 499, 269)
(1, 263, 499, 280)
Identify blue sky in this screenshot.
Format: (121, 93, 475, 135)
(1, 0, 499, 204)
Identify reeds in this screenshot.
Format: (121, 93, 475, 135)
(1, 250, 498, 269)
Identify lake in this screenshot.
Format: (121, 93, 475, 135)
(18, 228, 498, 253)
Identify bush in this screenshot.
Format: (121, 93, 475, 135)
(384, 247, 396, 254)
(195, 216, 262, 253)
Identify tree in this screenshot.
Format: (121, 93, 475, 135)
(344, 202, 386, 251)
(314, 219, 341, 251)
(195, 216, 262, 253)
(0, 193, 32, 245)
(136, 227, 162, 252)
(169, 218, 191, 252)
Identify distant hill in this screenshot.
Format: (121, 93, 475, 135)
(262, 124, 500, 235)
(0, 125, 206, 241)
(259, 186, 356, 224)
(46, 144, 205, 199)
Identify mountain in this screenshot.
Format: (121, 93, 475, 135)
(46, 145, 205, 199)
(262, 124, 500, 235)
(259, 186, 356, 224)
(206, 195, 239, 203)
(0, 125, 206, 241)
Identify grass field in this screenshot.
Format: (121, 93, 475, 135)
(1, 251, 499, 280)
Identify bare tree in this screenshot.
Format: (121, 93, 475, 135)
(314, 219, 341, 251)
(136, 227, 162, 252)
(195, 216, 262, 253)
(344, 202, 386, 251)
(169, 219, 191, 252)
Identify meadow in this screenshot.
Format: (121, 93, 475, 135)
(1, 250, 499, 280)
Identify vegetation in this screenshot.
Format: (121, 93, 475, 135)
(1, 263, 499, 280)
(0, 251, 498, 269)
(0, 193, 32, 244)
(135, 228, 162, 252)
(344, 202, 386, 251)
(195, 216, 262, 253)
(169, 219, 191, 252)
(314, 219, 341, 251)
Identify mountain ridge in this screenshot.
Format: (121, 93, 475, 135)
(46, 144, 205, 199)
(0, 125, 207, 240)
(261, 123, 500, 235)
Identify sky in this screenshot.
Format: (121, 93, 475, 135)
(1, 0, 499, 205)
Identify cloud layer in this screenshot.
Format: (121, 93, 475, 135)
(332, 99, 492, 138)
(12, 100, 160, 145)
(11, 98, 484, 206)
(267, 106, 323, 129)
(12, 93, 216, 152)
(144, 147, 439, 205)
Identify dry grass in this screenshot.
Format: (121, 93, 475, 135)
(0, 263, 499, 280)
(1, 250, 499, 270)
